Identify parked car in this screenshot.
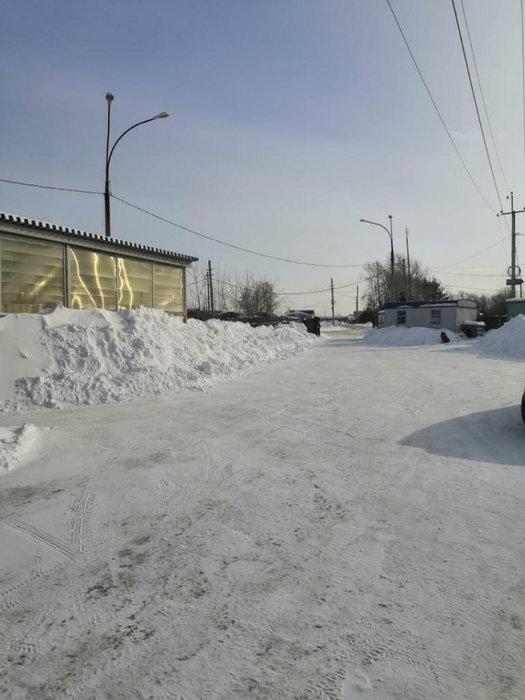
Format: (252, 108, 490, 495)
(522, 388, 525, 424)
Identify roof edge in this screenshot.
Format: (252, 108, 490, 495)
(0, 211, 198, 263)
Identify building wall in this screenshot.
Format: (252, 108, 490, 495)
(382, 304, 477, 332)
(507, 301, 525, 319)
(0, 231, 186, 315)
(455, 305, 478, 329)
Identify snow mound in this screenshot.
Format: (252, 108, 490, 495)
(0, 307, 313, 410)
(477, 315, 525, 359)
(363, 326, 458, 347)
(0, 424, 40, 473)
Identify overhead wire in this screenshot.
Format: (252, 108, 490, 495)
(436, 233, 511, 271)
(212, 276, 368, 296)
(0, 176, 511, 292)
(111, 193, 364, 268)
(459, 0, 511, 194)
(385, 0, 497, 213)
(0, 177, 101, 195)
(522, 0, 525, 160)
(451, 0, 506, 215)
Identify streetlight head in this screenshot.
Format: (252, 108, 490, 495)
(106, 92, 114, 103)
(152, 112, 169, 119)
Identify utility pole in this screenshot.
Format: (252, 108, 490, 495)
(402, 257, 407, 296)
(207, 260, 214, 313)
(499, 192, 524, 297)
(355, 284, 359, 317)
(330, 278, 335, 325)
(405, 228, 412, 299)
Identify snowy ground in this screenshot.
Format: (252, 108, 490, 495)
(1, 314, 525, 699)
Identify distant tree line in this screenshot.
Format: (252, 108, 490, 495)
(188, 265, 279, 315)
(359, 255, 448, 324)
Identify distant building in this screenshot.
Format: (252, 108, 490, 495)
(380, 299, 478, 333)
(506, 297, 525, 319)
(0, 212, 197, 316)
(287, 309, 315, 319)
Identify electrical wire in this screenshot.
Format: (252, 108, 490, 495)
(522, 0, 525, 160)
(0, 177, 102, 195)
(446, 281, 506, 292)
(432, 270, 506, 277)
(459, 0, 511, 193)
(385, 0, 497, 213)
(436, 233, 511, 272)
(451, 0, 505, 212)
(111, 193, 363, 268)
(212, 276, 368, 296)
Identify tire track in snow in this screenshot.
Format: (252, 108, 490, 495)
(3, 520, 79, 560)
(69, 486, 95, 553)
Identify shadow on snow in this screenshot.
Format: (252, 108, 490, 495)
(400, 405, 525, 467)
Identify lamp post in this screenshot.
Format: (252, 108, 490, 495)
(360, 215, 395, 301)
(104, 92, 169, 238)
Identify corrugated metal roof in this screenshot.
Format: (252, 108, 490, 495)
(0, 211, 198, 264)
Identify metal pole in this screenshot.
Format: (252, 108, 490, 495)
(103, 94, 168, 238)
(389, 214, 395, 301)
(104, 93, 114, 238)
(331, 278, 335, 325)
(509, 191, 516, 298)
(405, 227, 411, 299)
(208, 260, 214, 313)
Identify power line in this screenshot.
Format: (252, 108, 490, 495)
(275, 278, 367, 296)
(432, 270, 506, 277)
(522, 0, 525, 160)
(385, 0, 497, 213)
(0, 177, 102, 195)
(446, 281, 506, 292)
(459, 0, 511, 194)
(451, 0, 505, 212)
(213, 276, 367, 296)
(436, 234, 511, 272)
(111, 193, 364, 268)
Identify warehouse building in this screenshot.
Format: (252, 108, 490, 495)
(0, 212, 197, 315)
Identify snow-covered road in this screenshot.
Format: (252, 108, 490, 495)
(1, 328, 525, 699)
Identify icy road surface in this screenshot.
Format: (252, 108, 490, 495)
(1, 327, 525, 699)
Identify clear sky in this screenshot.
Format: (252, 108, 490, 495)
(2, 0, 524, 314)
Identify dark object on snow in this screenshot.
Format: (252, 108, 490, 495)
(440, 331, 450, 343)
(303, 316, 321, 336)
(521, 388, 525, 425)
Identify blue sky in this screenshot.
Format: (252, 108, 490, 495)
(2, 0, 524, 313)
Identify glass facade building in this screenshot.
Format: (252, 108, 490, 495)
(0, 215, 196, 315)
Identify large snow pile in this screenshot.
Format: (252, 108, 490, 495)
(363, 326, 458, 346)
(477, 315, 525, 359)
(0, 306, 313, 410)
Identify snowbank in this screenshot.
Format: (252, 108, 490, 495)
(0, 423, 41, 473)
(0, 307, 313, 410)
(477, 315, 525, 359)
(363, 326, 458, 347)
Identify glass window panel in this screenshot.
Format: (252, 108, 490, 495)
(430, 310, 441, 325)
(1, 234, 64, 313)
(117, 257, 152, 309)
(68, 247, 116, 310)
(153, 263, 184, 314)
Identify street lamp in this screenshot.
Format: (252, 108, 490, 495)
(104, 92, 169, 238)
(360, 215, 395, 301)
